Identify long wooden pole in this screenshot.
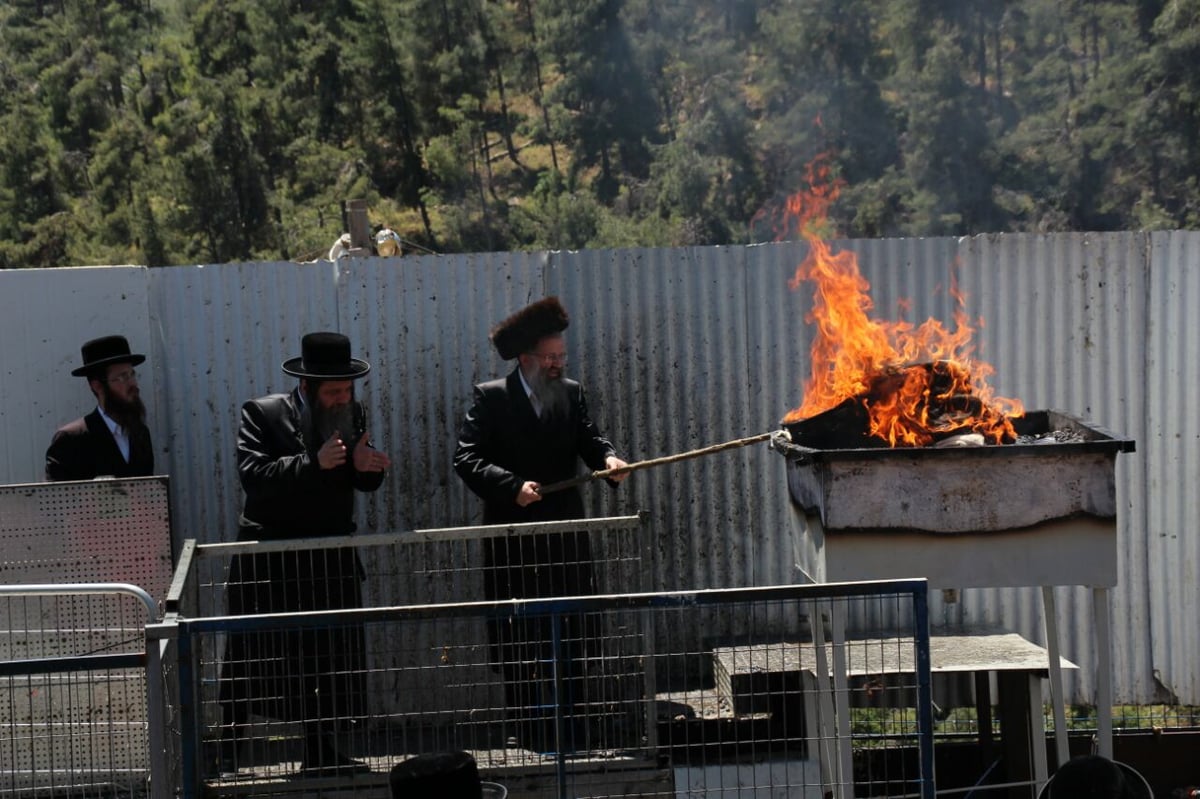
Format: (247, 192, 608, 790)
(536, 429, 786, 495)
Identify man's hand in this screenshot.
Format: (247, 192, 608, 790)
(317, 433, 347, 469)
(516, 481, 542, 507)
(352, 431, 392, 472)
(605, 455, 630, 483)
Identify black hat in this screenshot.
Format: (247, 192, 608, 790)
(71, 335, 145, 377)
(490, 296, 569, 360)
(1045, 755, 1152, 799)
(389, 751, 498, 799)
(281, 332, 370, 380)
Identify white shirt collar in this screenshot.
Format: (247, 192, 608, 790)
(97, 405, 131, 462)
(517, 368, 535, 398)
(97, 404, 121, 435)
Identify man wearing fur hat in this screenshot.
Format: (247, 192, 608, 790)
(219, 331, 391, 776)
(454, 296, 628, 751)
(45, 335, 154, 481)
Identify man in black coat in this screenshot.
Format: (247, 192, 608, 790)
(45, 335, 154, 481)
(219, 332, 391, 776)
(454, 296, 628, 752)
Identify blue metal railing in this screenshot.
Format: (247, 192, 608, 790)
(170, 572, 933, 799)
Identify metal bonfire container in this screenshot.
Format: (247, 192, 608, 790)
(772, 409, 1136, 589)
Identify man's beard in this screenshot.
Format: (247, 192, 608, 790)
(102, 386, 146, 431)
(302, 387, 356, 448)
(315, 403, 355, 444)
(528, 365, 569, 421)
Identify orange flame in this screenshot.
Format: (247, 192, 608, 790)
(778, 156, 1023, 446)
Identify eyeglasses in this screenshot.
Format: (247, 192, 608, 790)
(107, 369, 138, 385)
(532, 352, 567, 365)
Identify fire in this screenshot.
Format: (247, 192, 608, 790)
(776, 156, 1023, 446)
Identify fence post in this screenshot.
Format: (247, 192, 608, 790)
(177, 623, 201, 799)
(145, 623, 173, 799)
(345, 199, 371, 254)
(913, 581, 936, 799)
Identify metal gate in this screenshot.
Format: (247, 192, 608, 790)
(0, 583, 164, 797)
(0, 477, 175, 798)
(162, 517, 934, 799)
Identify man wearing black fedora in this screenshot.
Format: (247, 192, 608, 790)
(454, 296, 628, 753)
(218, 331, 391, 776)
(45, 335, 154, 481)
(1044, 754, 1152, 799)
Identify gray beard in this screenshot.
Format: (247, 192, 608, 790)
(528, 369, 570, 422)
(303, 401, 356, 448)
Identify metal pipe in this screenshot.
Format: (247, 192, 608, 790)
(0, 583, 157, 621)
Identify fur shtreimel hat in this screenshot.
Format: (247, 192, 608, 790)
(490, 296, 569, 360)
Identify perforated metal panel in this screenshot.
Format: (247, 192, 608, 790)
(0, 477, 172, 795)
(0, 477, 174, 600)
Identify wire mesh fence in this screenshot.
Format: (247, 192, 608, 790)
(164, 522, 934, 799)
(0, 584, 161, 798)
(14, 492, 1183, 798)
(0, 477, 176, 797)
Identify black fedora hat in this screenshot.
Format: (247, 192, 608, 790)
(1041, 755, 1153, 799)
(282, 332, 370, 380)
(389, 751, 505, 799)
(71, 335, 145, 377)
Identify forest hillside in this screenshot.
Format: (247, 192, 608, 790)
(1, 0, 1195, 266)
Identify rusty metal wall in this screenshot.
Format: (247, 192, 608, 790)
(949, 233, 1156, 705)
(1143, 232, 1200, 707)
(0, 266, 163, 484)
(338, 250, 548, 534)
(147, 260, 341, 549)
(1, 231, 1196, 704)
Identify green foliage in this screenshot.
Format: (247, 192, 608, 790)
(0, 110, 65, 268)
(3, 0, 1200, 266)
(848, 704, 1200, 743)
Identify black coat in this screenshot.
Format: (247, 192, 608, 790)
(222, 388, 384, 725)
(44, 409, 154, 481)
(453, 369, 616, 526)
(236, 389, 384, 538)
(453, 368, 617, 602)
(453, 369, 618, 740)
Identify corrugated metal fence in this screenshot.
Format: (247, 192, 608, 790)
(0, 232, 1196, 705)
